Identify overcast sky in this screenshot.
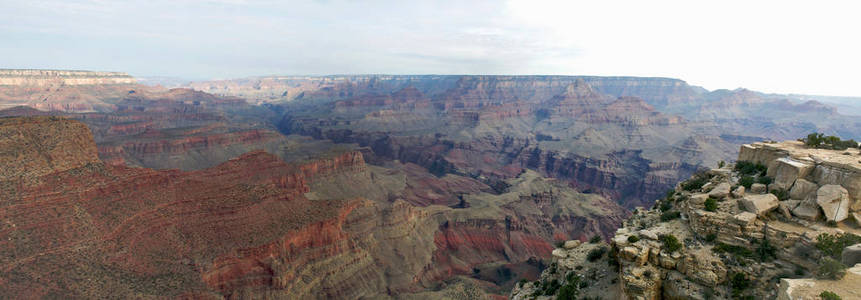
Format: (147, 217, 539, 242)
(1, 0, 860, 96)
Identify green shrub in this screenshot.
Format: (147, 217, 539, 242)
(660, 211, 681, 222)
(757, 176, 773, 185)
(704, 197, 718, 212)
(820, 290, 842, 300)
(816, 233, 861, 259)
(627, 235, 640, 243)
(659, 200, 673, 212)
(587, 247, 607, 262)
(589, 235, 602, 243)
(705, 233, 717, 242)
(770, 188, 789, 201)
(729, 272, 750, 298)
(804, 132, 858, 150)
(556, 282, 578, 300)
(681, 174, 711, 191)
(718, 160, 725, 168)
(754, 239, 777, 262)
(735, 161, 767, 176)
(659, 234, 682, 252)
(665, 189, 675, 199)
(739, 176, 755, 189)
(816, 257, 847, 280)
(555, 240, 565, 248)
(713, 242, 753, 258)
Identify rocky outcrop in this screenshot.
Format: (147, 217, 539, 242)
(512, 141, 861, 300)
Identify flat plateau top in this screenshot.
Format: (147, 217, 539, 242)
(750, 140, 861, 170)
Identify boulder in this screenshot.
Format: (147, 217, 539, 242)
(792, 199, 822, 221)
(563, 240, 581, 249)
(768, 157, 814, 190)
(740, 194, 779, 216)
(708, 182, 731, 199)
(732, 212, 757, 226)
(751, 183, 767, 194)
(690, 194, 708, 205)
(778, 204, 792, 219)
(812, 164, 861, 203)
(789, 179, 818, 201)
(551, 248, 568, 259)
(817, 185, 850, 222)
(842, 244, 861, 267)
(732, 186, 745, 198)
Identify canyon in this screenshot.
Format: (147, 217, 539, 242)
(1, 70, 860, 298)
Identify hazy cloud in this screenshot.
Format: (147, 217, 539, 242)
(0, 0, 859, 96)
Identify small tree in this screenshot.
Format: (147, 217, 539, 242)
(704, 197, 718, 212)
(659, 234, 682, 252)
(815, 257, 846, 280)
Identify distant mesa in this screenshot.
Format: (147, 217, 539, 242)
(0, 69, 136, 86)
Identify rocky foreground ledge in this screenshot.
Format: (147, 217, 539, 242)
(512, 141, 861, 299)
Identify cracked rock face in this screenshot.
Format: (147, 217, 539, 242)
(817, 184, 851, 222)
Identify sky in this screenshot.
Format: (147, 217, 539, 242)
(1, 0, 860, 96)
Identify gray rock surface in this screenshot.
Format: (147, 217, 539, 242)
(817, 184, 850, 222)
(740, 194, 779, 216)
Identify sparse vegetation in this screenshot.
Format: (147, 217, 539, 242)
(704, 197, 718, 212)
(587, 247, 607, 262)
(589, 235, 602, 243)
(820, 290, 842, 300)
(729, 272, 750, 298)
(756, 176, 772, 185)
(681, 173, 711, 191)
(660, 211, 681, 222)
(705, 233, 717, 242)
(659, 200, 673, 212)
(718, 160, 725, 168)
(754, 238, 777, 262)
(816, 233, 861, 259)
(802, 133, 859, 150)
(735, 161, 767, 176)
(627, 235, 640, 243)
(739, 176, 755, 189)
(659, 234, 682, 253)
(816, 257, 847, 280)
(556, 282, 578, 300)
(713, 242, 753, 259)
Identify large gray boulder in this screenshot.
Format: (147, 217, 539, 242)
(792, 199, 822, 221)
(817, 184, 850, 222)
(768, 157, 814, 190)
(789, 179, 818, 201)
(708, 182, 731, 199)
(842, 244, 861, 267)
(740, 194, 779, 216)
